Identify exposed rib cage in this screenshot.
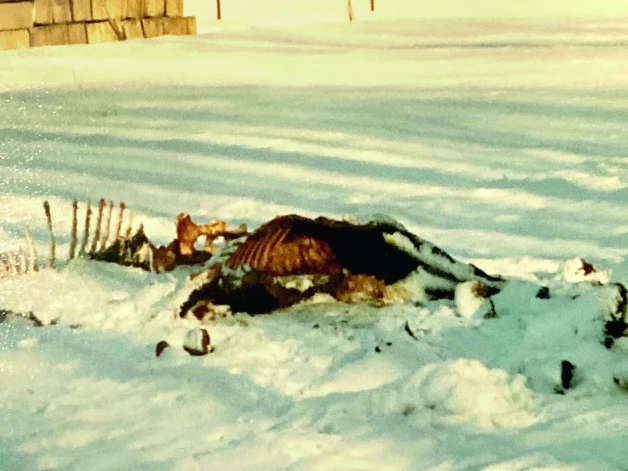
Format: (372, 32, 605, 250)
(1, 198, 137, 277)
(1, 199, 248, 277)
(226, 216, 341, 276)
(225, 214, 503, 288)
(0, 227, 39, 277)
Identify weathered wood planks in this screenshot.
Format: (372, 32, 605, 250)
(0, 0, 196, 50)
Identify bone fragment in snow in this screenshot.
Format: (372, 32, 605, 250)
(78, 199, 92, 257)
(43, 201, 55, 269)
(182, 328, 213, 356)
(175, 213, 246, 256)
(176, 213, 226, 255)
(155, 340, 170, 357)
(25, 226, 38, 272)
(99, 200, 114, 252)
(69, 200, 78, 260)
(17, 247, 27, 274)
(0, 256, 8, 277)
(7, 251, 18, 276)
(115, 202, 126, 240)
(90, 198, 105, 254)
(125, 211, 134, 239)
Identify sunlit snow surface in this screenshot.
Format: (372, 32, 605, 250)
(3, 18, 628, 471)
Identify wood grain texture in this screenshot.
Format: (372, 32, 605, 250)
(71, 0, 91, 21)
(141, 17, 162, 37)
(0, 29, 29, 50)
(85, 20, 118, 43)
(164, 0, 181, 17)
(30, 24, 70, 47)
(0, 2, 34, 30)
(185, 15, 195, 34)
(90, 0, 106, 20)
(67, 22, 87, 44)
(52, 0, 72, 23)
(162, 16, 190, 35)
(143, 0, 163, 17)
(125, 0, 143, 18)
(121, 18, 143, 39)
(105, 0, 126, 20)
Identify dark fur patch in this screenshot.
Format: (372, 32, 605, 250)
(605, 320, 628, 341)
(155, 340, 170, 357)
(0, 309, 44, 326)
(404, 321, 419, 341)
(561, 360, 576, 390)
(614, 283, 628, 320)
(91, 227, 153, 270)
(536, 286, 550, 299)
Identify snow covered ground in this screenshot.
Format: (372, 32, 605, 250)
(3, 10, 628, 471)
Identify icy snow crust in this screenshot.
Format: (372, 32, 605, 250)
(3, 16, 628, 471)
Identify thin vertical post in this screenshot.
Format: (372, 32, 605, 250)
(370, 0, 374, 11)
(115, 202, 125, 240)
(100, 200, 114, 251)
(7, 251, 18, 276)
(17, 247, 26, 275)
(79, 199, 92, 257)
(125, 212, 134, 238)
(25, 226, 38, 272)
(216, 0, 221, 20)
(69, 199, 78, 259)
(43, 201, 55, 269)
(90, 198, 105, 254)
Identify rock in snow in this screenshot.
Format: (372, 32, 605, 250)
(182, 328, 213, 356)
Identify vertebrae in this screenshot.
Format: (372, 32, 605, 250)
(1, 198, 247, 277)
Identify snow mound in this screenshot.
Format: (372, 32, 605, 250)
(396, 359, 540, 431)
(442, 277, 628, 397)
(341, 213, 407, 230)
(455, 280, 496, 319)
(560, 257, 611, 285)
(482, 452, 584, 471)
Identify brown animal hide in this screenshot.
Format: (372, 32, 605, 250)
(180, 214, 506, 317)
(226, 216, 342, 276)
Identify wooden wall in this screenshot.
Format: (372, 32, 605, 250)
(0, 0, 196, 50)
